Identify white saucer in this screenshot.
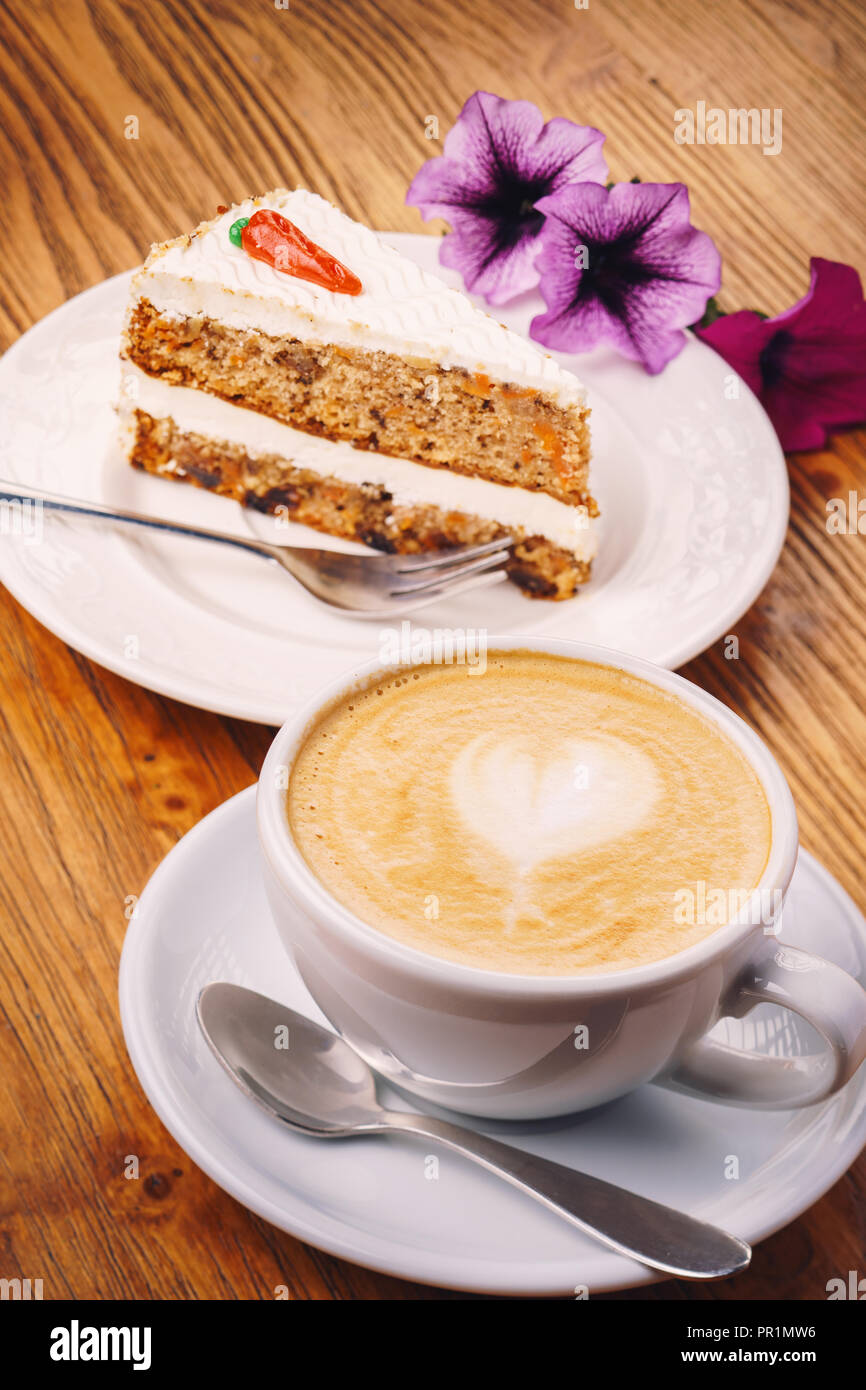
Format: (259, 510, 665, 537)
(0, 237, 787, 725)
(119, 786, 866, 1297)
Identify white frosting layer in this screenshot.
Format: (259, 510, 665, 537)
(119, 363, 596, 559)
(132, 189, 587, 408)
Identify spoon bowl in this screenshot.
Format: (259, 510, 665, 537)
(198, 982, 381, 1132)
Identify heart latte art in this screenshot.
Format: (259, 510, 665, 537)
(288, 652, 772, 975)
(450, 731, 660, 870)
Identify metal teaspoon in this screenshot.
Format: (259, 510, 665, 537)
(196, 982, 751, 1282)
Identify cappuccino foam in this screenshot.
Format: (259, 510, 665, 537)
(287, 652, 772, 975)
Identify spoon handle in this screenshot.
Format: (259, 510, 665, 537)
(381, 1111, 749, 1280)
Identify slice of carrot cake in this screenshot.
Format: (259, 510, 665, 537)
(119, 188, 597, 598)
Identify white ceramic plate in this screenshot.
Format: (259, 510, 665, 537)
(0, 237, 788, 724)
(119, 785, 866, 1297)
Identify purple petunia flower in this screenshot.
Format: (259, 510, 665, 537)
(529, 182, 721, 374)
(696, 259, 866, 451)
(406, 91, 607, 306)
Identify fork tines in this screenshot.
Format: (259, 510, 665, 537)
(387, 538, 513, 596)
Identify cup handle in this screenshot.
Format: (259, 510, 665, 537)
(659, 940, 866, 1109)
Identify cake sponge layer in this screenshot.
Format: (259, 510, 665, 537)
(126, 409, 592, 600)
(125, 299, 594, 508)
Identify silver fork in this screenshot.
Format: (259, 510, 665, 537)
(0, 481, 512, 618)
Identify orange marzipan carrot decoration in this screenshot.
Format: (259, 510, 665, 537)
(241, 209, 363, 295)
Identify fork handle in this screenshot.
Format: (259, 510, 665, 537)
(380, 1110, 750, 1280)
(0, 479, 278, 561)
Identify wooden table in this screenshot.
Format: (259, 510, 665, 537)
(1, 0, 864, 1301)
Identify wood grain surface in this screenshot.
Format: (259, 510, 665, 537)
(1, 0, 865, 1301)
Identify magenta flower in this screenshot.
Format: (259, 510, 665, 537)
(696, 259, 866, 451)
(529, 181, 721, 374)
(406, 91, 607, 306)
